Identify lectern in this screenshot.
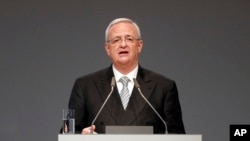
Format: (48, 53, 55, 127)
(58, 134, 202, 141)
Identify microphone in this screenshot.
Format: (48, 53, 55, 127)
(90, 77, 116, 134)
(133, 78, 168, 134)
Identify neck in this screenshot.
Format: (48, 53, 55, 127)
(113, 62, 138, 75)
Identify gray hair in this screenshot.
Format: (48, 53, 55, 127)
(105, 18, 141, 42)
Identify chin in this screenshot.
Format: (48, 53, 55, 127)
(116, 60, 130, 65)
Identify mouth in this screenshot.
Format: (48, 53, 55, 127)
(119, 51, 129, 55)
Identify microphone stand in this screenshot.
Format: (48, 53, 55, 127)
(90, 77, 116, 134)
(133, 78, 168, 134)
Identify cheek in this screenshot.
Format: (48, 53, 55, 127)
(107, 47, 117, 57)
(133, 47, 141, 54)
(105, 45, 111, 56)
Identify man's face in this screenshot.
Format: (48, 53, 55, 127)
(105, 22, 143, 68)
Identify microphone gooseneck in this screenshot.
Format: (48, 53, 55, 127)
(133, 78, 168, 134)
(90, 77, 116, 134)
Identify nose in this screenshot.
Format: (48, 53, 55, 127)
(120, 39, 128, 48)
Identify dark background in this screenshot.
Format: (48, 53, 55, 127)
(0, 0, 249, 141)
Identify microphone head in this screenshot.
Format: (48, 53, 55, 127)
(133, 78, 140, 88)
(111, 77, 116, 87)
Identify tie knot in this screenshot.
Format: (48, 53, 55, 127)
(119, 76, 130, 87)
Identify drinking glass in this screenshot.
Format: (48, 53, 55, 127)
(62, 109, 75, 134)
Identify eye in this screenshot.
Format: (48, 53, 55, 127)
(126, 37, 134, 42)
(112, 38, 120, 44)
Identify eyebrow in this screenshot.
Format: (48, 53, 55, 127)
(113, 35, 135, 38)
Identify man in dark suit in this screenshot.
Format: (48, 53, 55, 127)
(67, 18, 185, 134)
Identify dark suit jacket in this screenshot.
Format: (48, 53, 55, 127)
(68, 65, 185, 134)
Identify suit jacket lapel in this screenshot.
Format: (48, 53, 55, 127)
(136, 66, 156, 104)
(94, 66, 124, 124)
(134, 66, 157, 119)
(95, 66, 113, 104)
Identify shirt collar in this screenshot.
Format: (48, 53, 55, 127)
(112, 64, 138, 82)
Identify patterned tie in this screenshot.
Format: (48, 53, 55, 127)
(119, 76, 130, 110)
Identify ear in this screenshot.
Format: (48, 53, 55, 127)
(105, 43, 110, 56)
(138, 40, 143, 53)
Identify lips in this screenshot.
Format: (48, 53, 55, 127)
(119, 51, 129, 54)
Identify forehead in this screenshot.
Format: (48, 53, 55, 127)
(108, 22, 138, 38)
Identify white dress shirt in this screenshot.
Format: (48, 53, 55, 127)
(112, 65, 138, 96)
